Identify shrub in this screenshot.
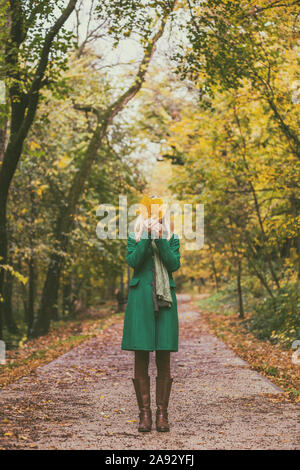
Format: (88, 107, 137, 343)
(245, 283, 300, 347)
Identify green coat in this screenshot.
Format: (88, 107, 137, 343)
(121, 231, 181, 352)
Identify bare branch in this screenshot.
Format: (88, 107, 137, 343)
(73, 102, 100, 117)
(18, 0, 78, 142)
(106, 0, 179, 124)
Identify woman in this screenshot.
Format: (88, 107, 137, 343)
(121, 195, 181, 432)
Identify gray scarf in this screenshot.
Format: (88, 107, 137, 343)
(151, 240, 172, 314)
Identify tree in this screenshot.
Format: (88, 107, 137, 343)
(174, 1, 300, 159)
(0, 0, 78, 338)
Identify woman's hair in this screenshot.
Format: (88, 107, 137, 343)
(133, 196, 174, 242)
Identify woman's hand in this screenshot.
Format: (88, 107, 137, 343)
(142, 218, 152, 235)
(149, 217, 162, 238)
(142, 217, 162, 237)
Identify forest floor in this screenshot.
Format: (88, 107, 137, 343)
(0, 294, 299, 450)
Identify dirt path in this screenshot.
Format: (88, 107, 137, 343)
(0, 294, 299, 450)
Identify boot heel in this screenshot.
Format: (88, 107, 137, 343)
(156, 377, 173, 432)
(132, 377, 152, 432)
(138, 410, 152, 432)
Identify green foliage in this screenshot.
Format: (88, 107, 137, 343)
(95, 0, 177, 46)
(196, 286, 237, 316)
(173, 1, 300, 161)
(174, 1, 298, 96)
(244, 283, 300, 346)
(5, 1, 76, 94)
(0, 263, 28, 287)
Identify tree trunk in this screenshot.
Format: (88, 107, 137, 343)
(0, 113, 8, 162)
(237, 259, 244, 319)
(0, 0, 78, 339)
(267, 98, 300, 160)
(297, 235, 300, 282)
(233, 106, 281, 289)
(62, 275, 72, 317)
(0, 200, 7, 339)
(290, 193, 300, 280)
(30, 250, 64, 337)
(3, 269, 18, 333)
(248, 180, 280, 289)
(208, 242, 219, 290)
(244, 236, 274, 298)
(27, 256, 35, 335)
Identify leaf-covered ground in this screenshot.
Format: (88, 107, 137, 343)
(0, 301, 119, 389)
(195, 294, 300, 401)
(0, 294, 299, 450)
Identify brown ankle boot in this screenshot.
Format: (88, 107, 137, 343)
(155, 376, 173, 432)
(132, 376, 152, 432)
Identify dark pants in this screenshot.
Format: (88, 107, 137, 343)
(134, 350, 171, 379)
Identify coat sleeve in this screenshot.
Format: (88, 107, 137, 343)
(126, 230, 151, 269)
(154, 234, 181, 273)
